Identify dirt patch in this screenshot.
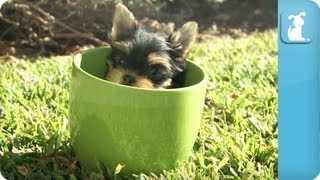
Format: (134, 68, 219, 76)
(0, 0, 277, 57)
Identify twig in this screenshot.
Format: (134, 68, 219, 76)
(27, 4, 104, 45)
(27, 3, 55, 21)
(0, 12, 19, 26)
(54, 20, 104, 45)
(0, 26, 16, 39)
(54, 33, 104, 45)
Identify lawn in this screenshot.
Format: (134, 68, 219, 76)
(0, 30, 278, 179)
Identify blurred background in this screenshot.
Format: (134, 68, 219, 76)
(0, 0, 277, 56)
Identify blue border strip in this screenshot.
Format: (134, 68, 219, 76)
(278, 0, 320, 179)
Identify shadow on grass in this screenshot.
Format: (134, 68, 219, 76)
(0, 141, 78, 179)
(0, 140, 138, 179)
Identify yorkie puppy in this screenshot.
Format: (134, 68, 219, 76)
(105, 4, 198, 89)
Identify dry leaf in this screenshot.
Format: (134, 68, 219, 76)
(16, 165, 28, 176)
(68, 160, 77, 173)
(54, 156, 70, 164)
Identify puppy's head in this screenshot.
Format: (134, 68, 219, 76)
(106, 4, 198, 89)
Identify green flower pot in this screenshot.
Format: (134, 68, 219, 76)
(69, 47, 207, 174)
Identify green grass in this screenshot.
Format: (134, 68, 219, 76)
(0, 30, 278, 180)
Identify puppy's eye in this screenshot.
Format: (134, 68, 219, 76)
(113, 56, 124, 65)
(115, 57, 124, 64)
(148, 64, 163, 76)
(148, 64, 168, 84)
(149, 66, 159, 76)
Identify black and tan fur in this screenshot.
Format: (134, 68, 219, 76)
(105, 3, 198, 89)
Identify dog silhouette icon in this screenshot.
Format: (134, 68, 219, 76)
(287, 12, 307, 41)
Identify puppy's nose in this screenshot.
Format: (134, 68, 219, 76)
(122, 74, 136, 85)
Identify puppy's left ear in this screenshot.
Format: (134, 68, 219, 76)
(167, 21, 198, 58)
(111, 3, 138, 41)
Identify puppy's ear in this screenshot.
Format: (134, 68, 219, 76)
(111, 3, 138, 41)
(167, 21, 198, 58)
(288, 15, 295, 20)
(299, 12, 306, 17)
